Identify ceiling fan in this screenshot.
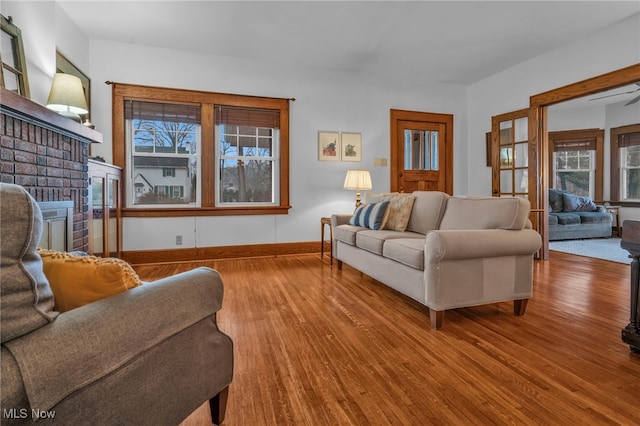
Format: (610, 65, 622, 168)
(589, 83, 640, 106)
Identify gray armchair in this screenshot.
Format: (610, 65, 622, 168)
(0, 183, 233, 425)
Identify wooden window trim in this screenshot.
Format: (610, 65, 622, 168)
(611, 123, 640, 206)
(1, 14, 30, 99)
(548, 128, 604, 202)
(111, 82, 291, 217)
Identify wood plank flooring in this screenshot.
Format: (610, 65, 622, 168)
(133, 252, 640, 425)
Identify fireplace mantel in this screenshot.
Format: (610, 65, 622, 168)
(0, 86, 102, 145)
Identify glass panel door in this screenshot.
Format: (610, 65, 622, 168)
(492, 109, 530, 198)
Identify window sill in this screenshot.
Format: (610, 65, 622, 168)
(122, 206, 292, 217)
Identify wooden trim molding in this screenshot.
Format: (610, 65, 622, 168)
(122, 241, 320, 265)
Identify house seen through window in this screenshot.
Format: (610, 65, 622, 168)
(126, 101, 199, 207)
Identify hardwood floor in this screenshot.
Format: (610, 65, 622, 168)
(134, 252, 640, 425)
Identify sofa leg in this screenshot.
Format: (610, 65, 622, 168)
(514, 299, 528, 316)
(337, 260, 343, 270)
(429, 309, 444, 329)
(210, 386, 229, 425)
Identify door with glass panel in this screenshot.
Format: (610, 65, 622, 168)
(491, 109, 530, 198)
(390, 109, 453, 194)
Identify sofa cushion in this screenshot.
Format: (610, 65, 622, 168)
(0, 184, 58, 343)
(381, 194, 415, 232)
(38, 249, 143, 312)
(548, 214, 559, 226)
(439, 197, 530, 230)
(356, 229, 421, 255)
(577, 211, 612, 224)
(383, 238, 426, 270)
(553, 212, 581, 225)
(349, 201, 389, 230)
(363, 191, 398, 204)
(334, 224, 364, 246)
(562, 192, 597, 212)
(405, 191, 450, 234)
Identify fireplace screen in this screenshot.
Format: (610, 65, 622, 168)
(37, 201, 73, 252)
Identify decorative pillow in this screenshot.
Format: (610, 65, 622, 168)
(381, 194, 416, 232)
(548, 189, 566, 213)
(348, 201, 390, 230)
(37, 249, 143, 313)
(562, 193, 597, 212)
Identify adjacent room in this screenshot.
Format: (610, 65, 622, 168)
(1, 1, 639, 425)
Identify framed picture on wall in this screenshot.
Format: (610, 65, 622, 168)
(318, 131, 340, 161)
(341, 132, 362, 162)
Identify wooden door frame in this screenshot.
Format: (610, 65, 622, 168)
(390, 109, 454, 194)
(530, 63, 640, 260)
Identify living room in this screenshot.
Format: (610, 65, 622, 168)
(1, 1, 640, 425)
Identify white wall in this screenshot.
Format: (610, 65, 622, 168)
(88, 39, 467, 250)
(1, 2, 89, 105)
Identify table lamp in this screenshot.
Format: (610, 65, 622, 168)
(344, 169, 372, 207)
(46, 73, 88, 122)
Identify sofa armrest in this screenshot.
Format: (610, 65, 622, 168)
(331, 213, 352, 227)
(425, 229, 542, 261)
(4, 267, 226, 412)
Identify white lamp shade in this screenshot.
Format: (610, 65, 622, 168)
(46, 73, 88, 115)
(343, 170, 372, 190)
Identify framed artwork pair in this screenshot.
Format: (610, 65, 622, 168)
(318, 131, 362, 162)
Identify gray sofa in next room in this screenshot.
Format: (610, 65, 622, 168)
(548, 189, 612, 241)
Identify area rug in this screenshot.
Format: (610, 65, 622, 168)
(549, 238, 631, 264)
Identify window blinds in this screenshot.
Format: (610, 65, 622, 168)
(215, 105, 280, 128)
(125, 100, 200, 124)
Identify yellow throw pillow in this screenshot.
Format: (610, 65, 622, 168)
(381, 194, 416, 232)
(37, 249, 142, 313)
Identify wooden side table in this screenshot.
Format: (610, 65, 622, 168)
(320, 217, 333, 265)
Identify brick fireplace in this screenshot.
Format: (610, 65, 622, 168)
(1, 87, 102, 252)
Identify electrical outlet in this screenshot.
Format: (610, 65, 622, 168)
(175, 235, 183, 245)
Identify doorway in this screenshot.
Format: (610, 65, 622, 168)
(531, 63, 640, 259)
(390, 109, 453, 194)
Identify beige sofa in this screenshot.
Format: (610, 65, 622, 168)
(332, 191, 542, 329)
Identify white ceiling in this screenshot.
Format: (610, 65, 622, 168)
(56, 0, 640, 85)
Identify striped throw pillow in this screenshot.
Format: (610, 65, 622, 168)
(348, 201, 390, 230)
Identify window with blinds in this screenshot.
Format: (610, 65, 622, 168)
(125, 100, 200, 207)
(552, 137, 597, 199)
(618, 131, 640, 201)
(112, 82, 291, 214)
(215, 106, 280, 205)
